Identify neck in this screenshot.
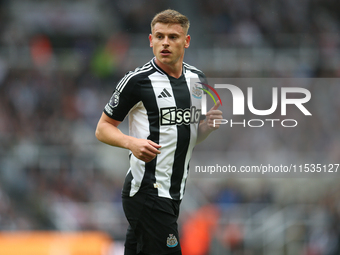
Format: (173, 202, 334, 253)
(155, 58, 183, 79)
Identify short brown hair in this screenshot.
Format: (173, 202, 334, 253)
(151, 9, 190, 34)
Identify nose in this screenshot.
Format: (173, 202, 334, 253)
(162, 36, 169, 46)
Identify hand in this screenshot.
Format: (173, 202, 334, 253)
(129, 139, 161, 163)
(205, 100, 223, 130)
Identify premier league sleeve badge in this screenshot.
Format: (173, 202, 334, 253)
(109, 90, 120, 108)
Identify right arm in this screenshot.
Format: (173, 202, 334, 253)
(95, 112, 161, 163)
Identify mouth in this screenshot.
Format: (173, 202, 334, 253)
(160, 49, 171, 56)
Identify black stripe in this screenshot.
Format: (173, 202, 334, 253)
(122, 170, 133, 197)
(161, 91, 167, 97)
(139, 75, 160, 196)
(169, 76, 191, 200)
(120, 66, 158, 197)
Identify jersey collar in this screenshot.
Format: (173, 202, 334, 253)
(151, 57, 185, 79)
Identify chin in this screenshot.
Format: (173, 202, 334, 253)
(159, 58, 172, 65)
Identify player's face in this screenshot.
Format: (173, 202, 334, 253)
(149, 23, 190, 69)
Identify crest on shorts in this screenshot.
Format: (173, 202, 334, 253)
(109, 90, 120, 108)
(166, 234, 178, 248)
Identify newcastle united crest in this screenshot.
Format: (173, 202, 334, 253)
(167, 234, 178, 248)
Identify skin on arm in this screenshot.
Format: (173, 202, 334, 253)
(95, 113, 161, 163)
(196, 101, 223, 144)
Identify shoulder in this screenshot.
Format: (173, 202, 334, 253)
(183, 62, 205, 77)
(115, 60, 156, 93)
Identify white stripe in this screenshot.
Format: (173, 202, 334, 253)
(118, 62, 151, 89)
(116, 63, 152, 92)
(151, 58, 166, 75)
(183, 62, 202, 73)
(180, 70, 201, 199)
(116, 63, 151, 91)
(129, 157, 146, 197)
(127, 101, 150, 196)
(150, 72, 175, 199)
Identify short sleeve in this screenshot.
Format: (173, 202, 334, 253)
(103, 74, 140, 121)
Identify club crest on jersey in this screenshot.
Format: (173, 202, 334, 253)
(192, 83, 203, 99)
(109, 90, 120, 108)
(167, 234, 178, 248)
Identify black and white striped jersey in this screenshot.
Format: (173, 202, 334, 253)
(104, 58, 206, 200)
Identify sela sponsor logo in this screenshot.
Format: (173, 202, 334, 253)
(160, 106, 201, 126)
(201, 84, 312, 128)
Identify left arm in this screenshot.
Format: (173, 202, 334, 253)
(196, 101, 223, 144)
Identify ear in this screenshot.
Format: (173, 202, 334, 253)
(149, 34, 153, 47)
(185, 35, 191, 49)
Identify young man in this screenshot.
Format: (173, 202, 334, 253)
(95, 9, 223, 255)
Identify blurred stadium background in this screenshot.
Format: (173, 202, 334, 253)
(0, 0, 339, 254)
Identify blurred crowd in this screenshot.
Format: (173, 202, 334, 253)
(0, 0, 340, 254)
(197, 0, 340, 46)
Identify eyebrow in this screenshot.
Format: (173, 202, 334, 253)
(154, 31, 180, 36)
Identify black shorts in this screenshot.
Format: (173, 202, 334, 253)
(122, 192, 182, 255)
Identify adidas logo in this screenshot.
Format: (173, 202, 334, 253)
(158, 88, 172, 98)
